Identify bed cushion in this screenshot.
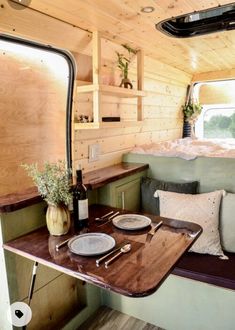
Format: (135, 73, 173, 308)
(140, 177, 198, 215)
(220, 193, 235, 253)
(173, 252, 235, 290)
(156, 190, 226, 258)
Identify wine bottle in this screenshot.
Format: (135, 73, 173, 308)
(73, 166, 89, 229)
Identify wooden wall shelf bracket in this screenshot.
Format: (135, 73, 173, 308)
(74, 31, 145, 130)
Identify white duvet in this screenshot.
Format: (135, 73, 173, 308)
(131, 138, 235, 160)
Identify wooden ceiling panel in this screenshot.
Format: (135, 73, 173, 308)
(27, 0, 235, 74)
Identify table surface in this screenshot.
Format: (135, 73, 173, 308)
(3, 204, 202, 297)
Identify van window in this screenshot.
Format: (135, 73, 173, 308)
(0, 35, 75, 195)
(195, 105, 235, 139)
(194, 80, 235, 140)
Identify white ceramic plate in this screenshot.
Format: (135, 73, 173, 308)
(68, 233, 116, 256)
(112, 214, 151, 230)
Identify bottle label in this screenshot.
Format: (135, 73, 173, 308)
(78, 199, 88, 220)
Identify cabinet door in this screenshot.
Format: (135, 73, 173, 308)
(98, 170, 147, 210)
(115, 178, 141, 211)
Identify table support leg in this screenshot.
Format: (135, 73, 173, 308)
(28, 261, 38, 306)
(23, 261, 38, 330)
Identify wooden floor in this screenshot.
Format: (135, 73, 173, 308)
(77, 306, 164, 330)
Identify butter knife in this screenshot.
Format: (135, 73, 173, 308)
(97, 211, 120, 227)
(95, 211, 114, 221)
(55, 236, 75, 251)
(147, 220, 163, 238)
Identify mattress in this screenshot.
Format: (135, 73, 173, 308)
(130, 138, 235, 160)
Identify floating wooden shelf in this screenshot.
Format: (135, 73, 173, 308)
(74, 31, 145, 130)
(74, 120, 143, 130)
(76, 84, 146, 98)
(74, 122, 100, 130)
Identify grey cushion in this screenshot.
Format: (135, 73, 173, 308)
(140, 177, 198, 215)
(220, 193, 235, 253)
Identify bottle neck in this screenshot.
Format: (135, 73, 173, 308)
(76, 169, 83, 184)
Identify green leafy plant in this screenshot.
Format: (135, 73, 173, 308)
(182, 102, 202, 123)
(22, 160, 72, 206)
(116, 44, 137, 79)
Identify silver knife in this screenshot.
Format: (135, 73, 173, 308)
(148, 220, 163, 236)
(97, 211, 120, 227)
(55, 236, 75, 251)
(95, 211, 114, 221)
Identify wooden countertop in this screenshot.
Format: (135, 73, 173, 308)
(83, 162, 148, 190)
(3, 204, 202, 297)
(0, 162, 148, 213)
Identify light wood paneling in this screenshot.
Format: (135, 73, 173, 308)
(74, 47, 189, 172)
(0, 1, 192, 183)
(193, 68, 235, 82)
(2, 0, 235, 75)
(26, 0, 235, 74)
(72, 43, 189, 171)
(0, 0, 92, 53)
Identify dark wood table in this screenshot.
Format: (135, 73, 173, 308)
(3, 204, 202, 297)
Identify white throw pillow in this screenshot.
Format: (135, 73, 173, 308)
(220, 192, 235, 253)
(155, 189, 227, 258)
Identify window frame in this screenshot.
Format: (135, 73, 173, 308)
(0, 33, 76, 170)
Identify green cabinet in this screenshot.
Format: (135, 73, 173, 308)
(98, 170, 147, 211)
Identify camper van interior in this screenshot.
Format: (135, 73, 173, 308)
(1, 1, 235, 329)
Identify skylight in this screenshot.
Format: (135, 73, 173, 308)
(156, 3, 235, 38)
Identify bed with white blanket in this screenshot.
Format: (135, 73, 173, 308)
(124, 138, 235, 193)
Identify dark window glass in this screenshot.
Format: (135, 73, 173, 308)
(156, 4, 235, 38)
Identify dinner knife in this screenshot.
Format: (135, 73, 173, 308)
(97, 211, 120, 227)
(148, 220, 163, 236)
(95, 211, 114, 221)
(55, 236, 75, 251)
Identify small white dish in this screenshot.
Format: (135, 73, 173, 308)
(68, 233, 116, 256)
(112, 214, 151, 230)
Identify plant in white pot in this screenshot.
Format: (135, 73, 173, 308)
(22, 160, 72, 236)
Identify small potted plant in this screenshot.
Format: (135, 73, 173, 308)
(22, 160, 72, 236)
(182, 101, 202, 138)
(116, 44, 137, 89)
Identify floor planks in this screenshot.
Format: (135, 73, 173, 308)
(77, 306, 164, 330)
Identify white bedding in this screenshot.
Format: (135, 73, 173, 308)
(131, 138, 235, 160)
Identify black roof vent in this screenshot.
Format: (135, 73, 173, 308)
(156, 3, 235, 38)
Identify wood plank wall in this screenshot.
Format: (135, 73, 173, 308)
(74, 50, 191, 172)
(0, 0, 191, 180)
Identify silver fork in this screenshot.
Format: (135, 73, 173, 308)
(96, 241, 129, 266)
